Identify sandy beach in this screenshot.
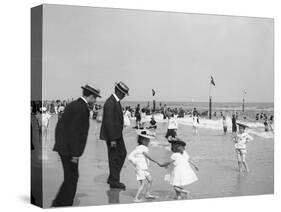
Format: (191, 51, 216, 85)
(31, 114, 274, 208)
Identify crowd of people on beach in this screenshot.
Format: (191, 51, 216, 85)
(31, 84, 274, 206)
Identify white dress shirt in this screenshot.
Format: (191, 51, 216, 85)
(113, 93, 120, 102)
(80, 96, 88, 104)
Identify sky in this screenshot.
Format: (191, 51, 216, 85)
(42, 4, 274, 102)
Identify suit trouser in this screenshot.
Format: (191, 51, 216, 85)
(52, 155, 79, 207)
(106, 137, 127, 184)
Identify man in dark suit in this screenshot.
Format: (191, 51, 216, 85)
(52, 84, 101, 207)
(100, 81, 129, 189)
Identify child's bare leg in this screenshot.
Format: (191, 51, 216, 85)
(145, 175, 152, 196)
(145, 175, 158, 199)
(236, 152, 243, 172)
(242, 154, 249, 172)
(134, 180, 145, 202)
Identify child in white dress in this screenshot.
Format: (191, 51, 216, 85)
(123, 106, 131, 127)
(128, 130, 160, 202)
(192, 115, 199, 135)
(233, 123, 253, 172)
(160, 139, 199, 199)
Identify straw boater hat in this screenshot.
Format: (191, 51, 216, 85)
(115, 81, 129, 96)
(237, 122, 250, 129)
(81, 84, 101, 98)
(137, 129, 156, 139)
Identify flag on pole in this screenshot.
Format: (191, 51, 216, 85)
(211, 76, 216, 86)
(152, 89, 156, 96)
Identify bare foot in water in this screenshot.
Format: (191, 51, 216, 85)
(173, 196, 182, 200)
(134, 198, 143, 203)
(145, 194, 158, 199)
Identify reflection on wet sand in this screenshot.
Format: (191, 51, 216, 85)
(107, 189, 121, 204)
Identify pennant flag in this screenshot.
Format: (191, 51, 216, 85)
(211, 76, 216, 86)
(152, 89, 156, 96)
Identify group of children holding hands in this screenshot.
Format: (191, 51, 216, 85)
(127, 117, 254, 202)
(128, 129, 199, 202)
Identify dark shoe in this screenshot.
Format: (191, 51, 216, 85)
(118, 182, 126, 188)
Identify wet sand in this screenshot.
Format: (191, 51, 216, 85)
(31, 115, 274, 208)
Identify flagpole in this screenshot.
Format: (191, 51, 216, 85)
(209, 80, 212, 119)
(152, 89, 156, 113)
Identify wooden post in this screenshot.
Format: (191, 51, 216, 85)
(242, 98, 245, 112)
(242, 91, 246, 112)
(209, 81, 212, 119)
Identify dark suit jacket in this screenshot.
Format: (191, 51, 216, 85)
(53, 98, 90, 157)
(100, 95, 124, 141)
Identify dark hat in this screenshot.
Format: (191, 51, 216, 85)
(115, 81, 129, 96)
(237, 122, 249, 129)
(81, 84, 101, 98)
(173, 139, 186, 147)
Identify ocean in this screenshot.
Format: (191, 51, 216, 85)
(118, 101, 274, 113)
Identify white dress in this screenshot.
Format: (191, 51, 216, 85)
(168, 117, 178, 129)
(192, 117, 199, 127)
(234, 132, 253, 153)
(140, 112, 146, 124)
(123, 110, 131, 127)
(169, 151, 198, 186)
(128, 145, 150, 180)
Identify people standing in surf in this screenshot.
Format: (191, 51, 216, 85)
(163, 104, 167, 119)
(139, 108, 146, 129)
(127, 129, 160, 202)
(235, 112, 239, 119)
(192, 114, 199, 135)
(165, 113, 178, 140)
(222, 116, 227, 134)
(264, 118, 272, 132)
(57, 103, 65, 121)
(160, 139, 199, 200)
(36, 107, 51, 146)
(192, 107, 198, 117)
(256, 113, 259, 121)
(269, 115, 274, 131)
(165, 113, 179, 151)
(124, 106, 131, 128)
(147, 113, 157, 129)
(134, 104, 141, 129)
(232, 114, 237, 134)
(233, 123, 253, 173)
